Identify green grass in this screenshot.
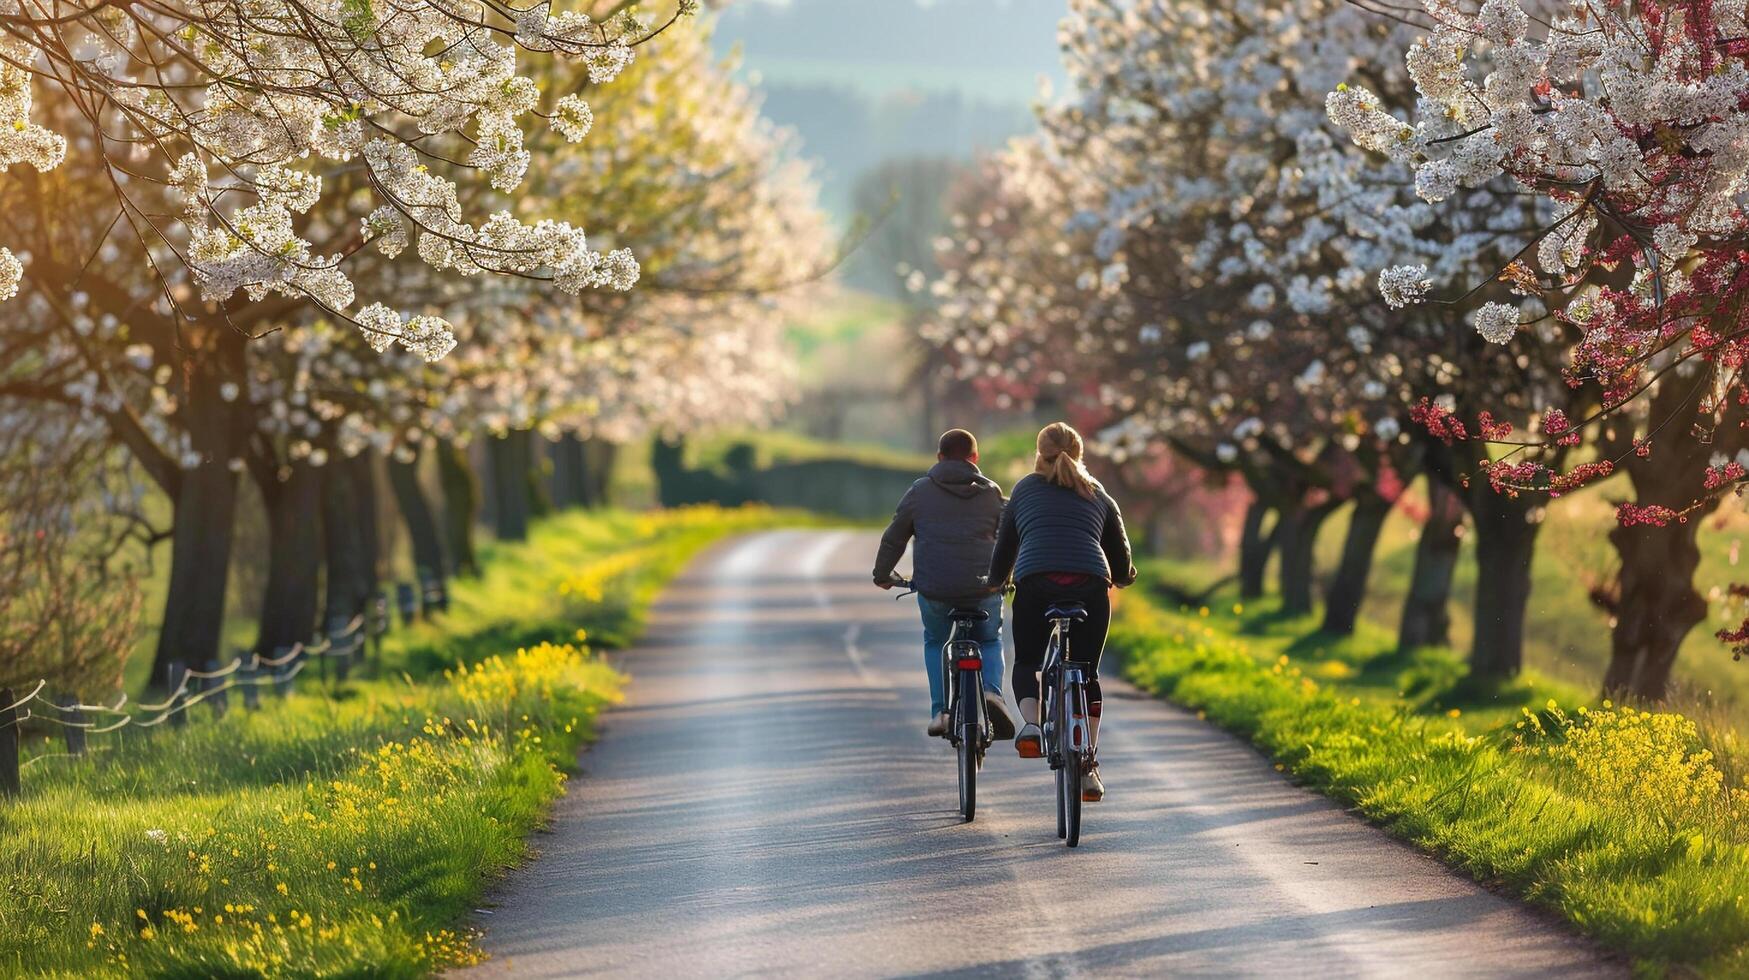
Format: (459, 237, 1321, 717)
(0, 505, 802, 977)
(1113, 575, 1749, 973)
(681, 428, 932, 475)
(1157, 483, 1749, 712)
(781, 288, 906, 383)
(1125, 569, 1593, 733)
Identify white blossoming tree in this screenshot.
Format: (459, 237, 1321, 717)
(228, 17, 820, 662)
(924, 0, 1624, 684)
(1331, 0, 1749, 697)
(0, 0, 676, 344)
(0, 1, 831, 686)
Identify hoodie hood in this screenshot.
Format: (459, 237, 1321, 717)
(928, 459, 998, 499)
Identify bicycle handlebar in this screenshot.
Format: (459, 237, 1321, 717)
(881, 574, 916, 599)
(881, 574, 1012, 602)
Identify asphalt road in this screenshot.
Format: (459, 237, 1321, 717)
(462, 529, 1616, 978)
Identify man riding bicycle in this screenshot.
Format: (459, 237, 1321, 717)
(872, 428, 1017, 741)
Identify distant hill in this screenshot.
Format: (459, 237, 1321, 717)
(711, 0, 1064, 220)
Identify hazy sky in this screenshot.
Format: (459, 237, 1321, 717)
(711, 0, 1067, 104)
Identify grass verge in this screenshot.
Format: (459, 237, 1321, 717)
(1148, 482, 1749, 711)
(0, 505, 801, 977)
(1111, 574, 1749, 974)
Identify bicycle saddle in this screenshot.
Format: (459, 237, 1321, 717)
(1045, 602, 1089, 622)
(950, 607, 990, 622)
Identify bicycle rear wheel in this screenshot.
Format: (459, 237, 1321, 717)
(957, 669, 978, 821)
(1063, 686, 1083, 847)
(959, 736, 976, 821)
(1044, 664, 1066, 839)
(1064, 758, 1083, 846)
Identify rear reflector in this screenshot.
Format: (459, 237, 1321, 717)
(956, 657, 983, 670)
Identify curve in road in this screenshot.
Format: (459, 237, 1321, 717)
(461, 529, 1617, 978)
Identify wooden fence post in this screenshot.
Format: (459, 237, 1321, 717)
(396, 582, 418, 627)
(368, 591, 389, 661)
(0, 688, 19, 798)
(241, 659, 261, 711)
(204, 660, 228, 719)
(60, 696, 86, 757)
(334, 618, 353, 686)
(167, 661, 188, 729)
(272, 647, 297, 699)
(420, 575, 443, 619)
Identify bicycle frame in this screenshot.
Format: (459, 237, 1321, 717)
(942, 617, 987, 748)
(883, 573, 991, 821)
(1040, 618, 1093, 768)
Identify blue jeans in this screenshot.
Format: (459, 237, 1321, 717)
(918, 593, 1006, 717)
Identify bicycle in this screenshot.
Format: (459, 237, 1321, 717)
(886, 574, 992, 822)
(1038, 601, 1094, 846)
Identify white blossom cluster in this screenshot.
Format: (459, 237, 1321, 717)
(923, 0, 1551, 464)
(0, 37, 66, 174)
(1329, 0, 1749, 313)
(0, 0, 690, 357)
(0, 248, 20, 303)
(1472, 302, 1522, 345)
(1378, 265, 1431, 310)
(0, 12, 819, 486)
(914, 0, 1604, 489)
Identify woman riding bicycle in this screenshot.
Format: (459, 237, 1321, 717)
(986, 422, 1136, 802)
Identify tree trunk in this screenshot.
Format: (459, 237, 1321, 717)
(154, 456, 241, 689)
(1237, 498, 1274, 600)
(551, 434, 586, 509)
(1320, 488, 1393, 636)
(1604, 518, 1709, 700)
(1277, 499, 1340, 617)
(1398, 477, 1464, 652)
(149, 338, 246, 691)
(477, 439, 499, 532)
(525, 432, 553, 521)
(321, 454, 373, 627)
(436, 439, 480, 576)
(581, 437, 617, 507)
(387, 448, 447, 581)
(1466, 487, 1541, 681)
(488, 431, 532, 541)
(651, 436, 687, 507)
(1599, 386, 1742, 699)
(349, 451, 381, 594)
(255, 461, 323, 655)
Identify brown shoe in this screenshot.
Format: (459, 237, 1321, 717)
(1082, 760, 1104, 802)
(1015, 723, 1043, 758)
(984, 691, 1017, 740)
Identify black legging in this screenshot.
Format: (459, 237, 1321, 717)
(1010, 574, 1110, 709)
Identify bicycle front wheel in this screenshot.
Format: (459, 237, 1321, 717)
(1064, 757, 1083, 846)
(1055, 764, 1067, 839)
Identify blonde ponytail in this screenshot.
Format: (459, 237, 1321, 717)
(1033, 422, 1100, 501)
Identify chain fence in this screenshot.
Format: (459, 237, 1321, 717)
(0, 575, 451, 798)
